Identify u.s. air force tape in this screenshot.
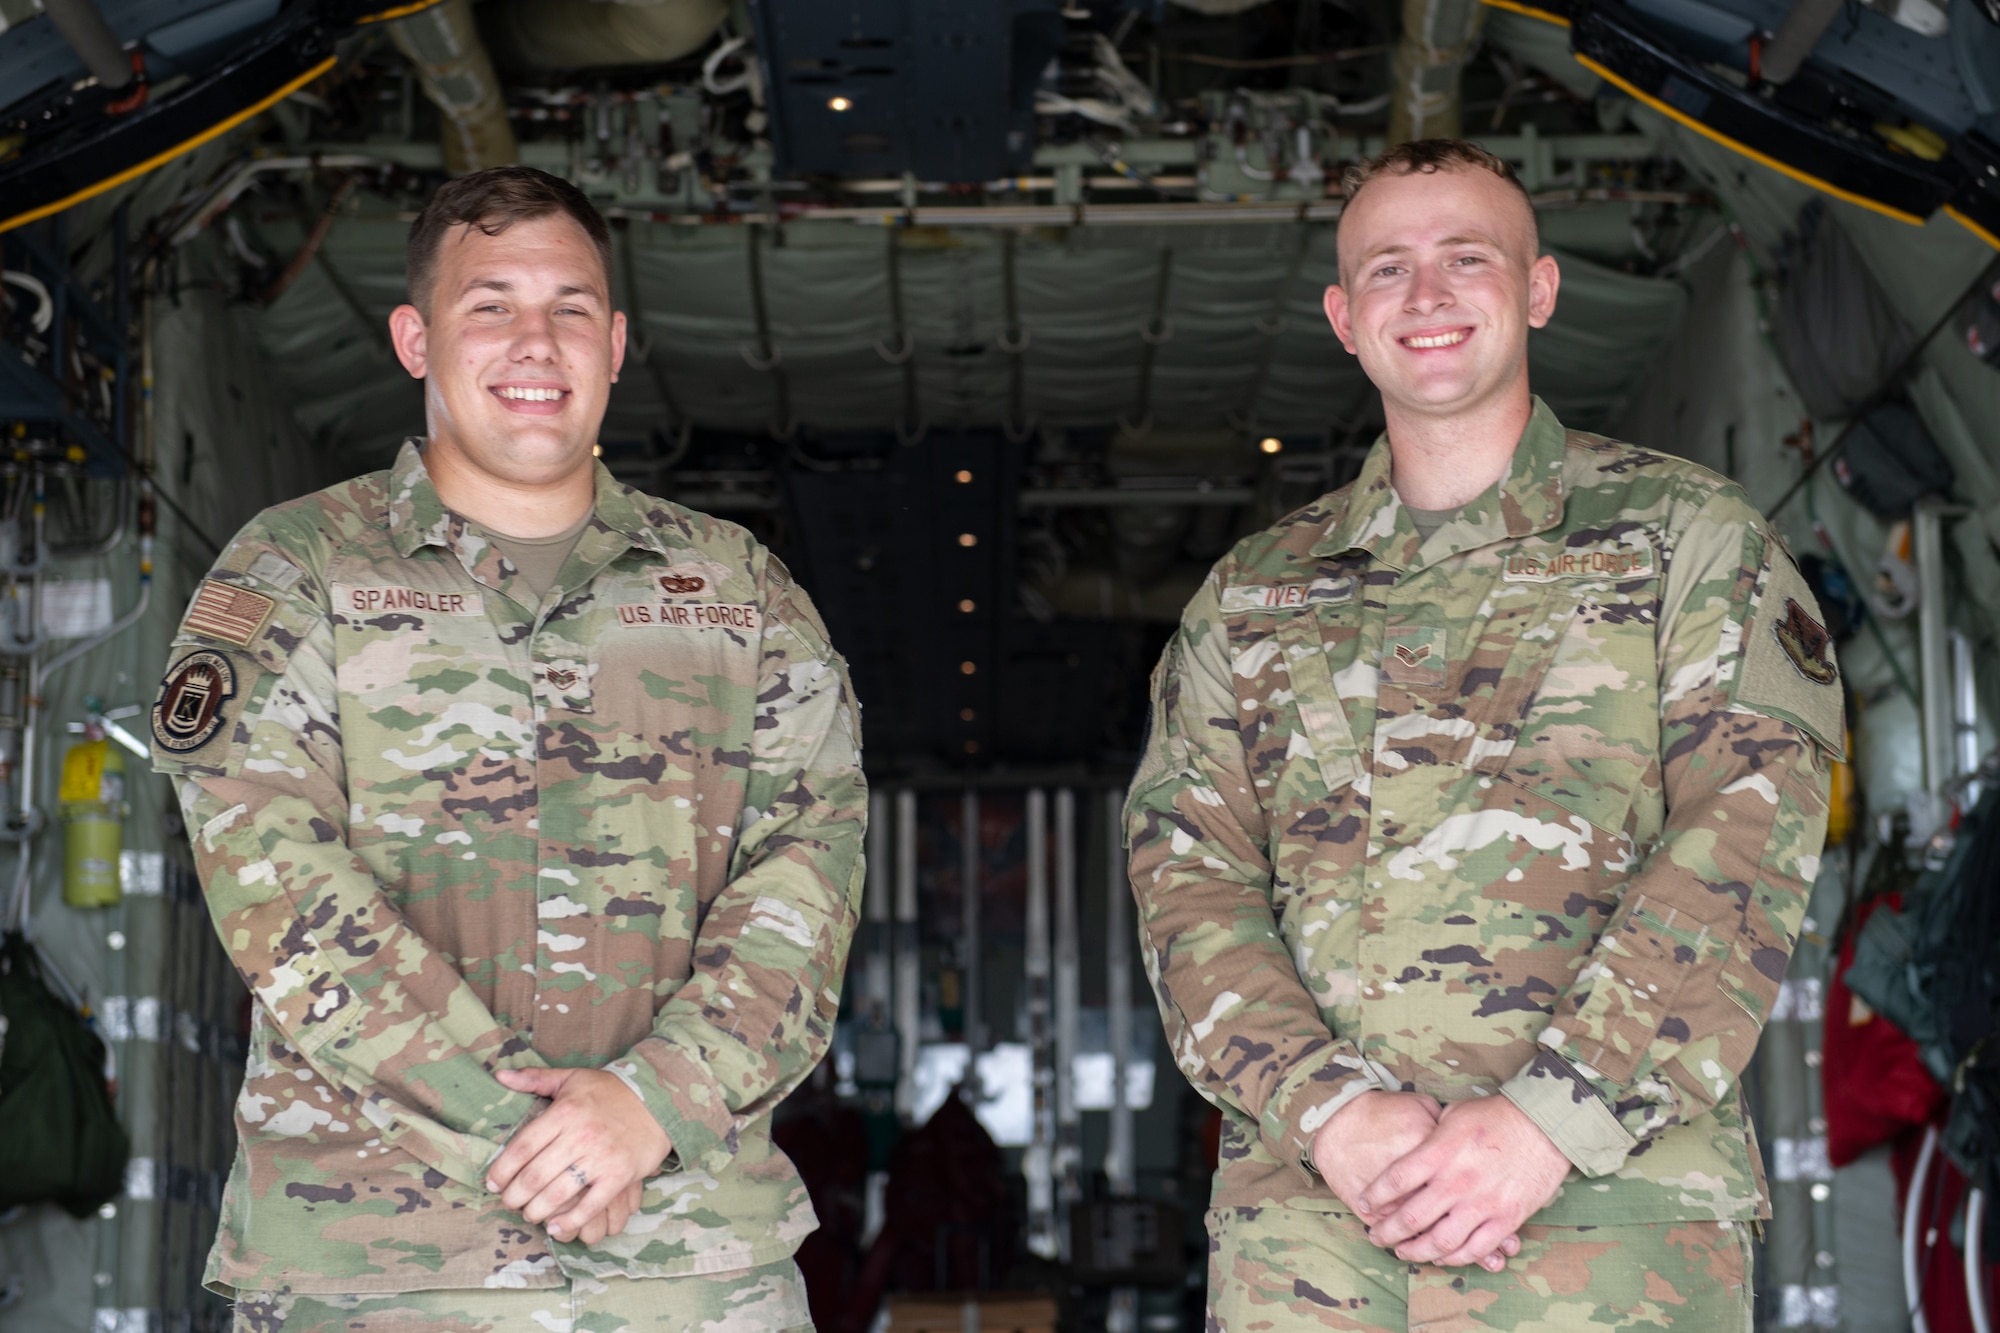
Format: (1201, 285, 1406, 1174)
(152, 650, 237, 753)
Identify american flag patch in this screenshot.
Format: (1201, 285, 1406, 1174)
(184, 580, 275, 646)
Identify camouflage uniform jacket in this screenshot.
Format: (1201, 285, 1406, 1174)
(1126, 399, 1842, 1225)
(149, 442, 866, 1293)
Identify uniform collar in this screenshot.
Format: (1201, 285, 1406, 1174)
(386, 439, 674, 561)
(1312, 396, 1570, 569)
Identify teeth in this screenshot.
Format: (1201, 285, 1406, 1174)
(1404, 331, 1468, 349)
(497, 386, 565, 401)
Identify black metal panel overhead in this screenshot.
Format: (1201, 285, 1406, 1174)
(748, 0, 1067, 182)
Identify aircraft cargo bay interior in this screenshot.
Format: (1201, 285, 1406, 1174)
(1, 0, 1999, 1330)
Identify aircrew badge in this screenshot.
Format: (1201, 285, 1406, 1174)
(658, 573, 706, 595)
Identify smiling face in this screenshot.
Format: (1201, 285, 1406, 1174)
(1324, 165, 1557, 426)
(389, 211, 625, 493)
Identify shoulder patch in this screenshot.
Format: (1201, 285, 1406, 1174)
(152, 650, 239, 754)
(1734, 553, 1846, 757)
(1771, 598, 1837, 685)
(244, 551, 306, 594)
(183, 580, 275, 647)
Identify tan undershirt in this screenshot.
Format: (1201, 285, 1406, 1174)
(483, 511, 593, 602)
(1406, 503, 1463, 545)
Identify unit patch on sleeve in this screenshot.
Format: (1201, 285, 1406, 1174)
(184, 580, 275, 646)
(1733, 552, 1846, 758)
(152, 650, 238, 753)
(1773, 597, 1837, 686)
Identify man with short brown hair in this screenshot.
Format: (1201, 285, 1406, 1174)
(1128, 139, 1841, 1329)
(152, 165, 865, 1331)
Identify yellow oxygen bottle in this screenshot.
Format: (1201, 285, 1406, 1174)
(60, 709, 124, 908)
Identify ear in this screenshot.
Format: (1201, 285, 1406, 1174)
(610, 309, 627, 385)
(389, 304, 429, 379)
(1526, 253, 1560, 330)
(1323, 283, 1358, 355)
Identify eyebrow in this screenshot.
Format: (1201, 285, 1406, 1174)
(1358, 233, 1505, 265)
(459, 278, 602, 300)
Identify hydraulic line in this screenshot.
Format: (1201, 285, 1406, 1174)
(742, 225, 793, 440)
(1905, 1123, 1939, 1333)
(999, 232, 1031, 443)
(1971, 1189, 1992, 1333)
(1123, 250, 1175, 435)
(878, 229, 923, 446)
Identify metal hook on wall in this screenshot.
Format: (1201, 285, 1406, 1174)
(873, 332, 915, 365)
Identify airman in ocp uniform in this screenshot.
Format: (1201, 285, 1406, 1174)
(1127, 139, 1842, 1330)
(151, 167, 865, 1332)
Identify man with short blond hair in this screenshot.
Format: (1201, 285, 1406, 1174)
(153, 166, 864, 1331)
(1127, 139, 1841, 1329)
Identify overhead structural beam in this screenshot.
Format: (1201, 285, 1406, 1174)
(389, 0, 518, 174)
(481, 0, 727, 70)
(1762, 0, 1844, 85)
(43, 0, 134, 90)
(664, 486, 1264, 512)
(295, 131, 1658, 210)
(1388, 0, 1487, 143)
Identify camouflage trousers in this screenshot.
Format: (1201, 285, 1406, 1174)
(229, 1258, 812, 1332)
(1207, 1206, 1752, 1332)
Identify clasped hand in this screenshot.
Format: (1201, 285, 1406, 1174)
(1310, 1090, 1571, 1272)
(484, 1067, 674, 1247)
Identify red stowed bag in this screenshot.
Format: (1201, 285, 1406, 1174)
(1823, 892, 1948, 1167)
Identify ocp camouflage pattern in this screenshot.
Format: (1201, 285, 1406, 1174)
(1207, 1204, 1752, 1330)
(151, 442, 866, 1293)
(1126, 399, 1841, 1224)
(230, 1256, 811, 1331)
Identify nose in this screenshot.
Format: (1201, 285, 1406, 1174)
(509, 305, 558, 361)
(1405, 262, 1453, 315)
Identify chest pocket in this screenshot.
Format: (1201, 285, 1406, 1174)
(1270, 609, 1364, 795)
(1483, 547, 1662, 840)
(330, 580, 529, 756)
(1223, 574, 1364, 801)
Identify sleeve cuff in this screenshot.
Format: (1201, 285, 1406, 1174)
(1265, 1045, 1395, 1177)
(606, 1035, 739, 1178)
(366, 1104, 517, 1192)
(1499, 1049, 1638, 1179)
